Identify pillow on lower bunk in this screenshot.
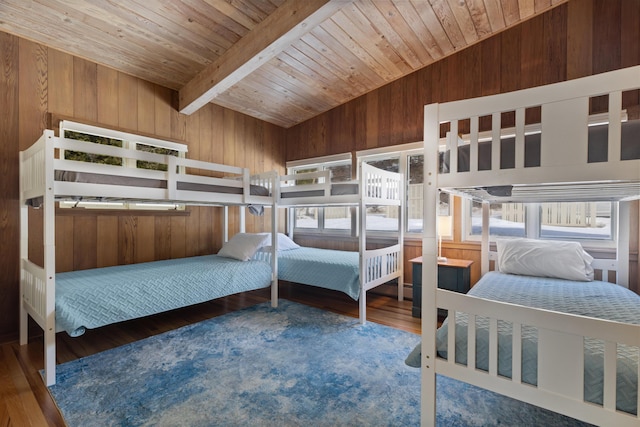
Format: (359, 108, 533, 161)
(218, 233, 270, 261)
(258, 232, 301, 251)
(496, 238, 594, 282)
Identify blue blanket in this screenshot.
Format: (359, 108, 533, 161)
(277, 247, 360, 300)
(434, 272, 640, 415)
(56, 255, 272, 337)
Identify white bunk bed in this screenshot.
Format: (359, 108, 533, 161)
(19, 121, 279, 386)
(421, 66, 640, 426)
(276, 162, 405, 324)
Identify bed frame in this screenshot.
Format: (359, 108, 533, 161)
(422, 66, 640, 426)
(19, 122, 279, 386)
(278, 162, 405, 324)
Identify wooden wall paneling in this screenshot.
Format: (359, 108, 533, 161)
(480, 33, 501, 96)
(72, 57, 97, 121)
(118, 73, 138, 131)
(154, 85, 172, 138)
(72, 216, 97, 270)
(543, 5, 567, 84)
(96, 65, 119, 127)
(47, 49, 73, 117)
(352, 96, 367, 152)
(184, 206, 201, 257)
(137, 80, 156, 135)
(118, 216, 136, 265)
(375, 83, 392, 148)
(96, 216, 118, 267)
(400, 69, 419, 143)
(519, 14, 545, 89)
(365, 91, 379, 150)
(170, 91, 187, 142)
(592, 0, 621, 74)
(500, 26, 522, 93)
(389, 79, 406, 146)
(54, 216, 74, 273)
(134, 216, 154, 263)
(566, 0, 593, 79)
(170, 216, 187, 259)
(0, 32, 20, 340)
(154, 216, 172, 261)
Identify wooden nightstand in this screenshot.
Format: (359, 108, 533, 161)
(409, 257, 474, 318)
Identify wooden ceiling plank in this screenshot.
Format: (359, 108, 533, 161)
(274, 50, 354, 105)
(319, 16, 398, 81)
(334, 5, 412, 75)
(412, 0, 455, 57)
(260, 57, 338, 109)
(465, 0, 494, 39)
(359, 0, 431, 68)
(501, 0, 522, 26)
(179, 0, 349, 115)
(483, 0, 507, 32)
(294, 36, 371, 93)
(443, 0, 479, 46)
(48, 0, 221, 71)
(395, 1, 442, 65)
(1, 1, 194, 89)
(431, 0, 477, 49)
(303, 28, 385, 88)
(518, 0, 536, 19)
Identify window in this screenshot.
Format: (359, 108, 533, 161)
(58, 121, 187, 211)
(288, 155, 353, 233)
(464, 200, 615, 246)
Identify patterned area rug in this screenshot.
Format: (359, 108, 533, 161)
(48, 299, 590, 426)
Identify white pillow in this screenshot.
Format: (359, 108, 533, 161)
(218, 233, 270, 261)
(258, 233, 301, 251)
(496, 238, 594, 282)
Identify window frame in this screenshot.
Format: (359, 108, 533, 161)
(462, 199, 618, 250)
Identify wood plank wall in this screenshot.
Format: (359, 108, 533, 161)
(0, 35, 286, 342)
(285, 0, 640, 292)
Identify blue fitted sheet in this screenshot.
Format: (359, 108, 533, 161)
(56, 255, 272, 337)
(437, 272, 640, 415)
(277, 247, 360, 300)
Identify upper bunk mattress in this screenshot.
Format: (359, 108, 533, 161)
(55, 255, 272, 337)
(276, 247, 360, 300)
(436, 271, 640, 414)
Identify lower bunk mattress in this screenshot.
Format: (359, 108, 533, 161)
(276, 247, 360, 300)
(435, 271, 640, 415)
(56, 255, 273, 337)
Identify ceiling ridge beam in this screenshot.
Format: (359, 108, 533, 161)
(179, 0, 350, 116)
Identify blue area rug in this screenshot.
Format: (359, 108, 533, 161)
(48, 300, 591, 426)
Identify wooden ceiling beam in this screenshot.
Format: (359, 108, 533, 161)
(179, 0, 349, 116)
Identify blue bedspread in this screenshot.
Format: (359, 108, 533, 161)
(56, 255, 272, 337)
(437, 272, 640, 415)
(277, 247, 360, 300)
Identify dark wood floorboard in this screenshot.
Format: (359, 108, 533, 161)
(1, 282, 421, 426)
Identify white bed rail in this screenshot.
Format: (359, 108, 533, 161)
(436, 289, 640, 427)
(360, 162, 402, 206)
(430, 66, 640, 195)
(25, 131, 276, 207)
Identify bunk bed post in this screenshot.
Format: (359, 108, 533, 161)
(359, 165, 367, 324)
(271, 200, 279, 308)
(422, 103, 440, 427)
(481, 202, 490, 275)
(239, 206, 246, 233)
(43, 132, 57, 386)
(18, 152, 28, 346)
(223, 206, 229, 242)
(617, 201, 630, 287)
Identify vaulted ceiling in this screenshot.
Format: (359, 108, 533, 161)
(0, 0, 567, 128)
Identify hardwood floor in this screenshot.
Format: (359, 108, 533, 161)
(0, 282, 421, 426)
